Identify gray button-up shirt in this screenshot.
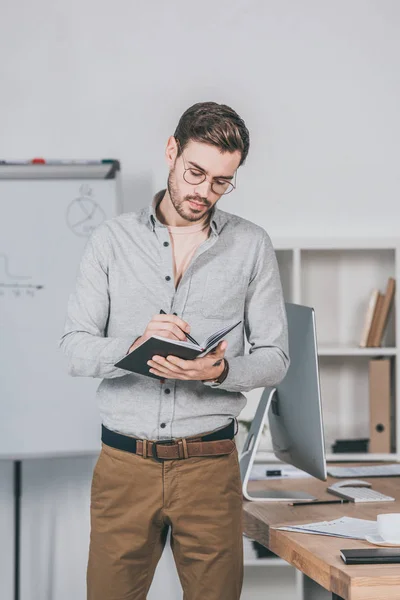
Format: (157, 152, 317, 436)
(59, 194, 289, 440)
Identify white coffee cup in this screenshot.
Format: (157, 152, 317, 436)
(377, 513, 400, 542)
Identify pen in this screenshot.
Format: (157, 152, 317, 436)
(159, 310, 199, 346)
(266, 470, 282, 477)
(289, 499, 351, 506)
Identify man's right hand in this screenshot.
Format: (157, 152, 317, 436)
(127, 313, 191, 354)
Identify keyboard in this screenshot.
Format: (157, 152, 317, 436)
(327, 464, 400, 478)
(328, 480, 395, 503)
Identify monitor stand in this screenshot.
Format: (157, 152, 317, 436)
(239, 388, 316, 502)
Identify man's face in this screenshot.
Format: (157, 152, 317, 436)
(167, 139, 241, 223)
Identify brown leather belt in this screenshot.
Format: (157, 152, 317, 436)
(101, 421, 236, 462)
(137, 438, 235, 461)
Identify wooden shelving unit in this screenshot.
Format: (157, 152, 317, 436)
(249, 236, 400, 461)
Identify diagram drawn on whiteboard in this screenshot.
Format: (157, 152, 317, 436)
(0, 253, 44, 297)
(66, 184, 106, 237)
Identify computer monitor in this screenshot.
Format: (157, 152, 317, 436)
(239, 302, 327, 502)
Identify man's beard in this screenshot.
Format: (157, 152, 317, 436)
(167, 169, 212, 223)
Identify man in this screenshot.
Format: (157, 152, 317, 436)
(59, 101, 289, 600)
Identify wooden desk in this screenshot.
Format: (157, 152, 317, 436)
(243, 468, 400, 600)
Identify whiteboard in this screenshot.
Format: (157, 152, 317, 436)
(0, 164, 122, 459)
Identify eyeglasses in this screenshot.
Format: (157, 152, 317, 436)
(179, 145, 237, 196)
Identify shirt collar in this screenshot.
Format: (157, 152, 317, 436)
(140, 189, 227, 235)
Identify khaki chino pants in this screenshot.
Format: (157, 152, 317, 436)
(87, 440, 244, 600)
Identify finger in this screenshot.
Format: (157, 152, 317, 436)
(144, 329, 181, 341)
(162, 322, 189, 341)
(151, 314, 191, 333)
(149, 366, 190, 380)
(149, 366, 174, 378)
(156, 322, 188, 341)
(208, 341, 227, 356)
(165, 355, 194, 370)
(148, 322, 187, 341)
(150, 356, 182, 374)
(147, 360, 175, 376)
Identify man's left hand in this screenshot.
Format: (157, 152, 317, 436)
(147, 341, 227, 381)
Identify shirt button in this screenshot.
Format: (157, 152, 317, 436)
(160, 423, 166, 428)
(163, 241, 169, 247)
(165, 275, 171, 281)
(164, 388, 170, 394)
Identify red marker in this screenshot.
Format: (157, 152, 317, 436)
(31, 158, 46, 164)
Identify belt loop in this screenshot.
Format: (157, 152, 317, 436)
(143, 439, 148, 459)
(233, 417, 238, 436)
(182, 438, 189, 459)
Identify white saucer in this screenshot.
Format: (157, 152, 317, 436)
(365, 534, 400, 547)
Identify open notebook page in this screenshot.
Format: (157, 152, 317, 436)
(151, 320, 242, 353)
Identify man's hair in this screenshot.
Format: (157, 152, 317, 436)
(173, 102, 250, 166)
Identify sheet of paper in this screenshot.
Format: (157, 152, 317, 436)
(249, 463, 313, 481)
(275, 516, 378, 540)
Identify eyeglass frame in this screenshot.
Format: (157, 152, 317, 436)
(176, 140, 237, 196)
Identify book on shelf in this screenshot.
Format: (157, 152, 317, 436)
(361, 277, 396, 348)
(359, 288, 379, 347)
(369, 358, 392, 453)
(365, 292, 384, 347)
(370, 277, 396, 348)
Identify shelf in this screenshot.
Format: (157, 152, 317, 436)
(254, 451, 400, 463)
(244, 558, 289, 567)
(273, 237, 400, 250)
(326, 453, 400, 463)
(318, 346, 397, 356)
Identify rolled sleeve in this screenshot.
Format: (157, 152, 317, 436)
(204, 231, 289, 393)
(59, 226, 136, 379)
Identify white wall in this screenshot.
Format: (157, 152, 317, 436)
(1, 1, 399, 599)
(1, 0, 400, 236)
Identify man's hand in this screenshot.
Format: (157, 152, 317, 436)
(147, 341, 228, 382)
(127, 313, 191, 354)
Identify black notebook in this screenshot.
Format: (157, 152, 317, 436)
(114, 320, 241, 379)
(340, 548, 400, 564)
